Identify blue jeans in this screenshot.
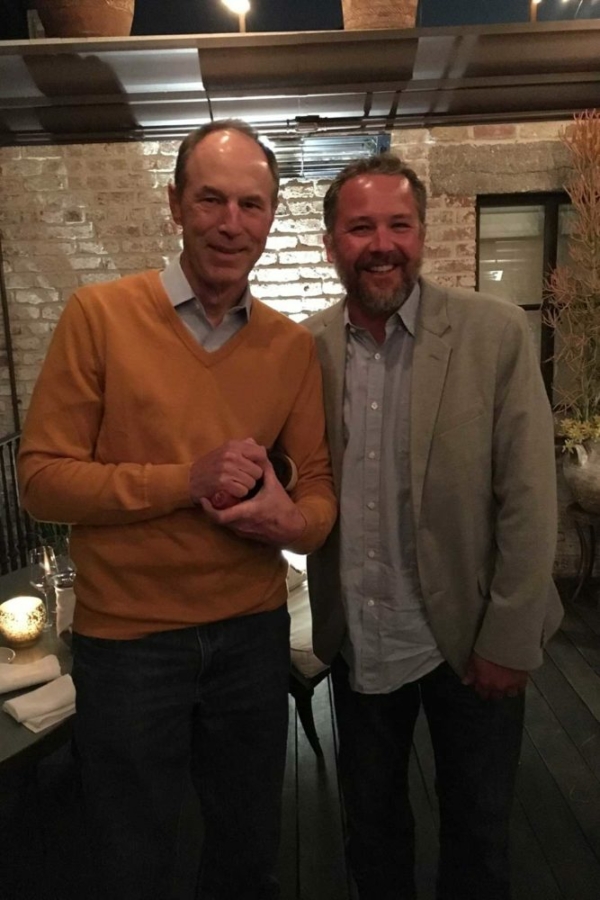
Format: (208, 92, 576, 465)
(331, 657, 525, 900)
(72, 605, 290, 900)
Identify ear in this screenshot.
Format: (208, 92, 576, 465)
(168, 183, 182, 227)
(323, 232, 334, 264)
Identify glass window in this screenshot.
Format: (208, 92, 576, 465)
(477, 194, 570, 404)
(478, 205, 545, 356)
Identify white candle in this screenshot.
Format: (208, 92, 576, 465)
(0, 596, 47, 647)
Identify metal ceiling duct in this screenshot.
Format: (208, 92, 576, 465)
(0, 21, 599, 151)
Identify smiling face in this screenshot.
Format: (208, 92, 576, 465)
(168, 129, 277, 315)
(324, 173, 425, 321)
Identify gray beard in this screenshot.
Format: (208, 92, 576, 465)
(353, 280, 414, 316)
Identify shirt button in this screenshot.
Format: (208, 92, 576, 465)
(374, 352, 381, 361)
(367, 598, 375, 607)
(368, 451, 376, 459)
(367, 550, 376, 559)
(367, 501, 376, 510)
(370, 401, 379, 410)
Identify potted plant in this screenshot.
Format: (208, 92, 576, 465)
(341, 0, 418, 30)
(544, 109, 600, 514)
(35, 0, 135, 38)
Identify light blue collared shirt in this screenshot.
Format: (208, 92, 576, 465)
(340, 284, 443, 694)
(160, 256, 251, 351)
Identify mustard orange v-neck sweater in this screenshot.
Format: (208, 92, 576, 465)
(19, 271, 336, 639)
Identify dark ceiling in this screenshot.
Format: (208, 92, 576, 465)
(0, 20, 599, 146)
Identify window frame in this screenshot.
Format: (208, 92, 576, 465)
(476, 191, 569, 404)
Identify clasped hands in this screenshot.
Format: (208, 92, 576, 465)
(189, 438, 306, 546)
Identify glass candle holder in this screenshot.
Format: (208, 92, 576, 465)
(0, 596, 47, 647)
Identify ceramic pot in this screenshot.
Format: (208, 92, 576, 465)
(35, 0, 135, 38)
(562, 439, 600, 515)
(341, 0, 418, 30)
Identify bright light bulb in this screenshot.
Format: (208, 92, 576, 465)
(222, 0, 250, 14)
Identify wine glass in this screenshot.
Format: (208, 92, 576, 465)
(28, 545, 57, 631)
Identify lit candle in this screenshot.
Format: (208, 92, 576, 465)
(0, 596, 47, 647)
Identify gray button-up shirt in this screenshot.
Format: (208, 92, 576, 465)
(161, 256, 250, 350)
(340, 285, 443, 694)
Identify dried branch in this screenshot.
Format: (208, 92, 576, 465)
(543, 109, 600, 425)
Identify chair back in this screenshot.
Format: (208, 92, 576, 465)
(0, 432, 36, 574)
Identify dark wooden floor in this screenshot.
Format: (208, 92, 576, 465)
(1, 582, 599, 899)
(281, 581, 600, 900)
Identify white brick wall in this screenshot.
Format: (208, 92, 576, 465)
(0, 118, 589, 576)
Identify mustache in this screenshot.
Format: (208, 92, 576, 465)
(357, 251, 407, 269)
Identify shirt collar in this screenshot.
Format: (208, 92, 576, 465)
(160, 255, 252, 319)
(343, 281, 421, 337)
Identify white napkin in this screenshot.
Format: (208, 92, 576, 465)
(0, 654, 61, 694)
(286, 563, 306, 593)
(2, 674, 76, 733)
(55, 586, 76, 636)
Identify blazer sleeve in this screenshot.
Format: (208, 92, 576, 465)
(473, 307, 560, 670)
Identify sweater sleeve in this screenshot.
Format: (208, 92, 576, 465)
(276, 338, 338, 554)
(18, 294, 194, 527)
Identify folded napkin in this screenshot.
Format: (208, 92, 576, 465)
(2, 674, 76, 733)
(55, 586, 76, 637)
(0, 654, 61, 695)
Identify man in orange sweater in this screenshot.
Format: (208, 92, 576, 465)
(18, 120, 336, 900)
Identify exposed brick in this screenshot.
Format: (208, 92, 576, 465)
(299, 266, 335, 280)
(273, 218, 323, 234)
(472, 124, 518, 140)
(430, 126, 472, 143)
(321, 282, 345, 296)
(250, 268, 301, 284)
(252, 282, 324, 299)
(298, 234, 325, 248)
(517, 122, 566, 140)
(266, 236, 298, 251)
(278, 250, 324, 265)
(21, 146, 62, 159)
(0, 128, 584, 574)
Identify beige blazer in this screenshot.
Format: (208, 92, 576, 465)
(305, 278, 563, 676)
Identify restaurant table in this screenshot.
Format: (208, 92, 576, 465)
(0, 567, 73, 776)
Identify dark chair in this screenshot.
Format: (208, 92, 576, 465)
(0, 431, 70, 575)
(0, 432, 31, 574)
(287, 564, 331, 758)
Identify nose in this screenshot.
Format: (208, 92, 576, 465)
(218, 200, 243, 235)
(369, 226, 395, 252)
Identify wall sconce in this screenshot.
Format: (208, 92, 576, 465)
(0, 596, 47, 647)
(221, 0, 251, 33)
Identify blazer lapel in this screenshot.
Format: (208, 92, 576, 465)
(411, 280, 452, 527)
(313, 303, 346, 494)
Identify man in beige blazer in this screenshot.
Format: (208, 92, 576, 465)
(305, 153, 563, 900)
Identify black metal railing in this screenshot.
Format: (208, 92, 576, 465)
(0, 432, 30, 573)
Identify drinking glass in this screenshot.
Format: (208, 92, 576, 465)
(52, 533, 75, 577)
(28, 545, 57, 630)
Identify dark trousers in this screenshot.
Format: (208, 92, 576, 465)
(331, 657, 525, 900)
(72, 605, 290, 900)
